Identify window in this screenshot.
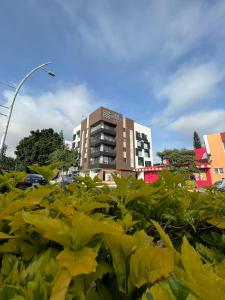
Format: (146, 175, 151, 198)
(145, 161, 151, 167)
(123, 147, 126, 152)
(137, 141, 142, 148)
(214, 168, 224, 174)
(138, 157, 144, 166)
(142, 133, 147, 141)
(144, 143, 148, 149)
(123, 128, 126, 132)
(138, 150, 142, 157)
(73, 134, 76, 140)
(123, 158, 127, 163)
(199, 172, 207, 180)
(136, 131, 141, 140)
(144, 150, 149, 157)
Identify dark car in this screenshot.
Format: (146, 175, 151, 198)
(60, 174, 74, 187)
(16, 174, 47, 190)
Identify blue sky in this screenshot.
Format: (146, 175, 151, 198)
(1, 0, 225, 158)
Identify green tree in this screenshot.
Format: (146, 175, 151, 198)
(157, 148, 197, 172)
(193, 131, 202, 149)
(48, 146, 78, 172)
(15, 128, 63, 167)
(0, 145, 15, 171)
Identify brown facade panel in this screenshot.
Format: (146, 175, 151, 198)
(220, 132, 225, 142)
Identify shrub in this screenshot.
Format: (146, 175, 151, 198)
(0, 170, 224, 299)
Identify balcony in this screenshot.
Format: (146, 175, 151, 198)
(90, 162, 116, 169)
(90, 138, 116, 147)
(90, 127, 116, 137)
(91, 122, 116, 135)
(90, 150, 116, 158)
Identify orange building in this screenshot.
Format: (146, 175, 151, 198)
(203, 132, 225, 183)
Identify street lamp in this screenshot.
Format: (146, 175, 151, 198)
(0, 62, 55, 157)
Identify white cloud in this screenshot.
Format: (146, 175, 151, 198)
(57, 0, 225, 63)
(169, 110, 225, 137)
(159, 62, 224, 115)
(0, 84, 102, 156)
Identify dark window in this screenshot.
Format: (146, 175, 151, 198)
(144, 150, 150, 157)
(138, 157, 144, 166)
(142, 133, 147, 141)
(123, 158, 127, 163)
(73, 134, 76, 140)
(136, 131, 141, 140)
(145, 161, 151, 167)
(123, 128, 126, 132)
(123, 147, 126, 152)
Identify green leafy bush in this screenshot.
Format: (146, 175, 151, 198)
(0, 170, 224, 300)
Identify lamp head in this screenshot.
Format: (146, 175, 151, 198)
(48, 71, 56, 77)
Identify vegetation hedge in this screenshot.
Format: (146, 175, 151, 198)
(0, 168, 225, 300)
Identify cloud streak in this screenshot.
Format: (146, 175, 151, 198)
(159, 62, 224, 115)
(169, 109, 225, 137)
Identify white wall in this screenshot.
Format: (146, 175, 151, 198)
(134, 122, 153, 168)
(73, 124, 81, 149)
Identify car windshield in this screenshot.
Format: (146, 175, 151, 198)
(28, 174, 43, 178)
(214, 180, 222, 186)
(63, 175, 73, 181)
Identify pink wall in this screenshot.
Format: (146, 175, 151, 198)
(195, 168, 212, 188)
(145, 172, 159, 183)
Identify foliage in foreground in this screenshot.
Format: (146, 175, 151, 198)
(0, 170, 225, 299)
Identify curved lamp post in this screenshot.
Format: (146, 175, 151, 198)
(0, 62, 55, 157)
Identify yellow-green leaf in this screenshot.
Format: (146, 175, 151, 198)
(151, 220, 174, 250)
(175, 236, 225, 300)
(50, 268, 71, 300)
(56, 247, 97, 277)
(0, 199, 40, 219)
(141, 284, 170, 300)
(22, 211, 71, 248)
(0, 232, 15, 239)
(130, 245, 174, 288)
(207, 217, 225, 229)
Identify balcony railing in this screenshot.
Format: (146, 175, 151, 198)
(89, 162, 116, 169)
(90, 150, 116, 158)
(90, 137, 116, 146)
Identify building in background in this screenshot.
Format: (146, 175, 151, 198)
(193, 147, 212, 187)
(134, 148, 212, 188)
(203, 132, 225, 183)
(64, 140, 72, 150)
(72, 107, 153, 181)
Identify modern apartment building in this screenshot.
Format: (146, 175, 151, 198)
(72, 107, 153, 180)
(203, 132, 225, 183)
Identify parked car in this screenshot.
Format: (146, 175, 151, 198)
(214, 178, 225, 191)
(60, 174, 74, 187)
(16, 174, 47, 190)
